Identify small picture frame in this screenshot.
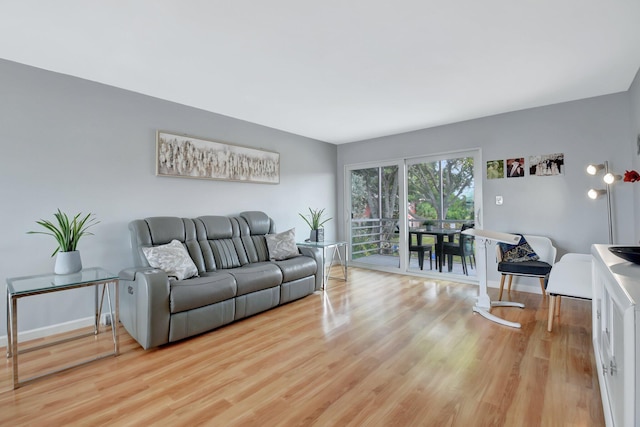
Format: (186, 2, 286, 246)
(506, 158, 525, 178)
(529, 153, 564, 176)
(487, 160, 504, 179)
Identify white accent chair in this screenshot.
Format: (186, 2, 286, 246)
(545, 253, 592, 332)
(496, 235, 557, 300)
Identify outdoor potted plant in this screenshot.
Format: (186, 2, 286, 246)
(28, 209, 99, 274)
(423, 219, 436, 231)
(299, 207, 331, 242)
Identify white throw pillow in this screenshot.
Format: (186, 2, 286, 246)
(142, 239, 198, 280)
(265, 228, 300, 261)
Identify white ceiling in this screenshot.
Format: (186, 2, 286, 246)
(1, 1, 639, 144)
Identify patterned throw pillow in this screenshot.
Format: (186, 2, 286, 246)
(142, 239, 199, 280)
(266, 228, 300, 261)
(498, 235, 540, 263)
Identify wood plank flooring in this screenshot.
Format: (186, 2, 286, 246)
(0, 267, 604, 426)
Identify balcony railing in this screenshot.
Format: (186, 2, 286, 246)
(350, 218, 469, 259)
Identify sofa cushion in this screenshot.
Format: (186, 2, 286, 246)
(274, 256, 317, 283)
(227, 263, 283, 296)
(142, 240, 199, 280)
(266, 228, 300, 261)
(170, 272, 237, 314)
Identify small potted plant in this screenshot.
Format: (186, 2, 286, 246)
(28, 209, 99, 274)
(299, 208, 331, 242)
(423, 219, 435, 231)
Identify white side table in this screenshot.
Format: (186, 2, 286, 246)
(297, 241, 347, 289)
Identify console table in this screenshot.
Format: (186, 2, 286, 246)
(591, 245, 640, 427)
(6, 267, 119, 388)
(297, 241, 347, 289)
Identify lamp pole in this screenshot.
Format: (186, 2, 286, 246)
(605, 161, 614, 244)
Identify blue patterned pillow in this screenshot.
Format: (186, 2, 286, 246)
(498, 235, 540, 263)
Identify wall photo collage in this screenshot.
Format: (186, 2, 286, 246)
(487, 153, 564, 180)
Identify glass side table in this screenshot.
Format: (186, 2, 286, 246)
(297, 241, 348, 289)
(6, 267, 119, 388)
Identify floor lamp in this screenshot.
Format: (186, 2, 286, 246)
(587, 161, 620, 244)
(461, 228, 524, 328)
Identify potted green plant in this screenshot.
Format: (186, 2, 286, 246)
(28, 209, 99, 274)
(423, 219, 435, 231)
(299, 208, 332, 242)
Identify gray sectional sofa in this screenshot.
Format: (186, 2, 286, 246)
(118, 211, 321, 349)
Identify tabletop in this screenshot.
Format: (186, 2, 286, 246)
(7, 267, 118, 296)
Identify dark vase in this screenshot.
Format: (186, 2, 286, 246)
(310, 228, 324, 242)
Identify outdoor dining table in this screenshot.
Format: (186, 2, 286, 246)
(410, 228, 460, 272)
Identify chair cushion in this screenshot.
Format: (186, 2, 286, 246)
(498, 260, 552, 276)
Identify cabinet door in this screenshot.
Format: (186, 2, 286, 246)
(609, 301, 625, 427)
(592, 265, 604, 360)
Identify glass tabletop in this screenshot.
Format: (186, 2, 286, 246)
(6, 267, 117, 296)
(296, 241, 347, 248)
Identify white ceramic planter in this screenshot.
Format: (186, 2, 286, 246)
(55, 250, 82, 275)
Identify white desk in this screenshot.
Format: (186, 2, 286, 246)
(462, 229, 524, 328)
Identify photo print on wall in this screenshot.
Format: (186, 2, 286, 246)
(506, 157, 525, 178)
(487, 160, 504, 179)
(529, 153, 564, 176)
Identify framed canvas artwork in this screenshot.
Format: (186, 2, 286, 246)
(156, 131, 280, 184)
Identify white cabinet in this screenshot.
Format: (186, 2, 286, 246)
(591, 245, 640, 427)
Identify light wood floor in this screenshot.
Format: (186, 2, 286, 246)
(0, 267, 604, 426)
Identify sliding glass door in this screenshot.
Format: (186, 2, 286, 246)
(346, 149, 481, 278)
(406, 152, 479, 276)
(348, 164, 401, 269)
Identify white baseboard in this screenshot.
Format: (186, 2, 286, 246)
(0, 313, 112, 348)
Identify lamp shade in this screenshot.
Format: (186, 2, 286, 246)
(603, 173, 622, 184)
(587, 164, 605, 175)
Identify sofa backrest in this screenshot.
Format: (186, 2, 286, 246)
(129, 212, 278, 272)
(128, 217, 205, 271)
(194, 215, 249, 271)
(236, 211, 275, 263)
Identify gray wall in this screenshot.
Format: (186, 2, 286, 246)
(629, 68, 640, 243)
(338, 91, 636, 285)
(0, 59, 337, 335)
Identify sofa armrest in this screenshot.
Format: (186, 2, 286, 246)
(118, 267, 171, 349)
(297, 246, 323, 291)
